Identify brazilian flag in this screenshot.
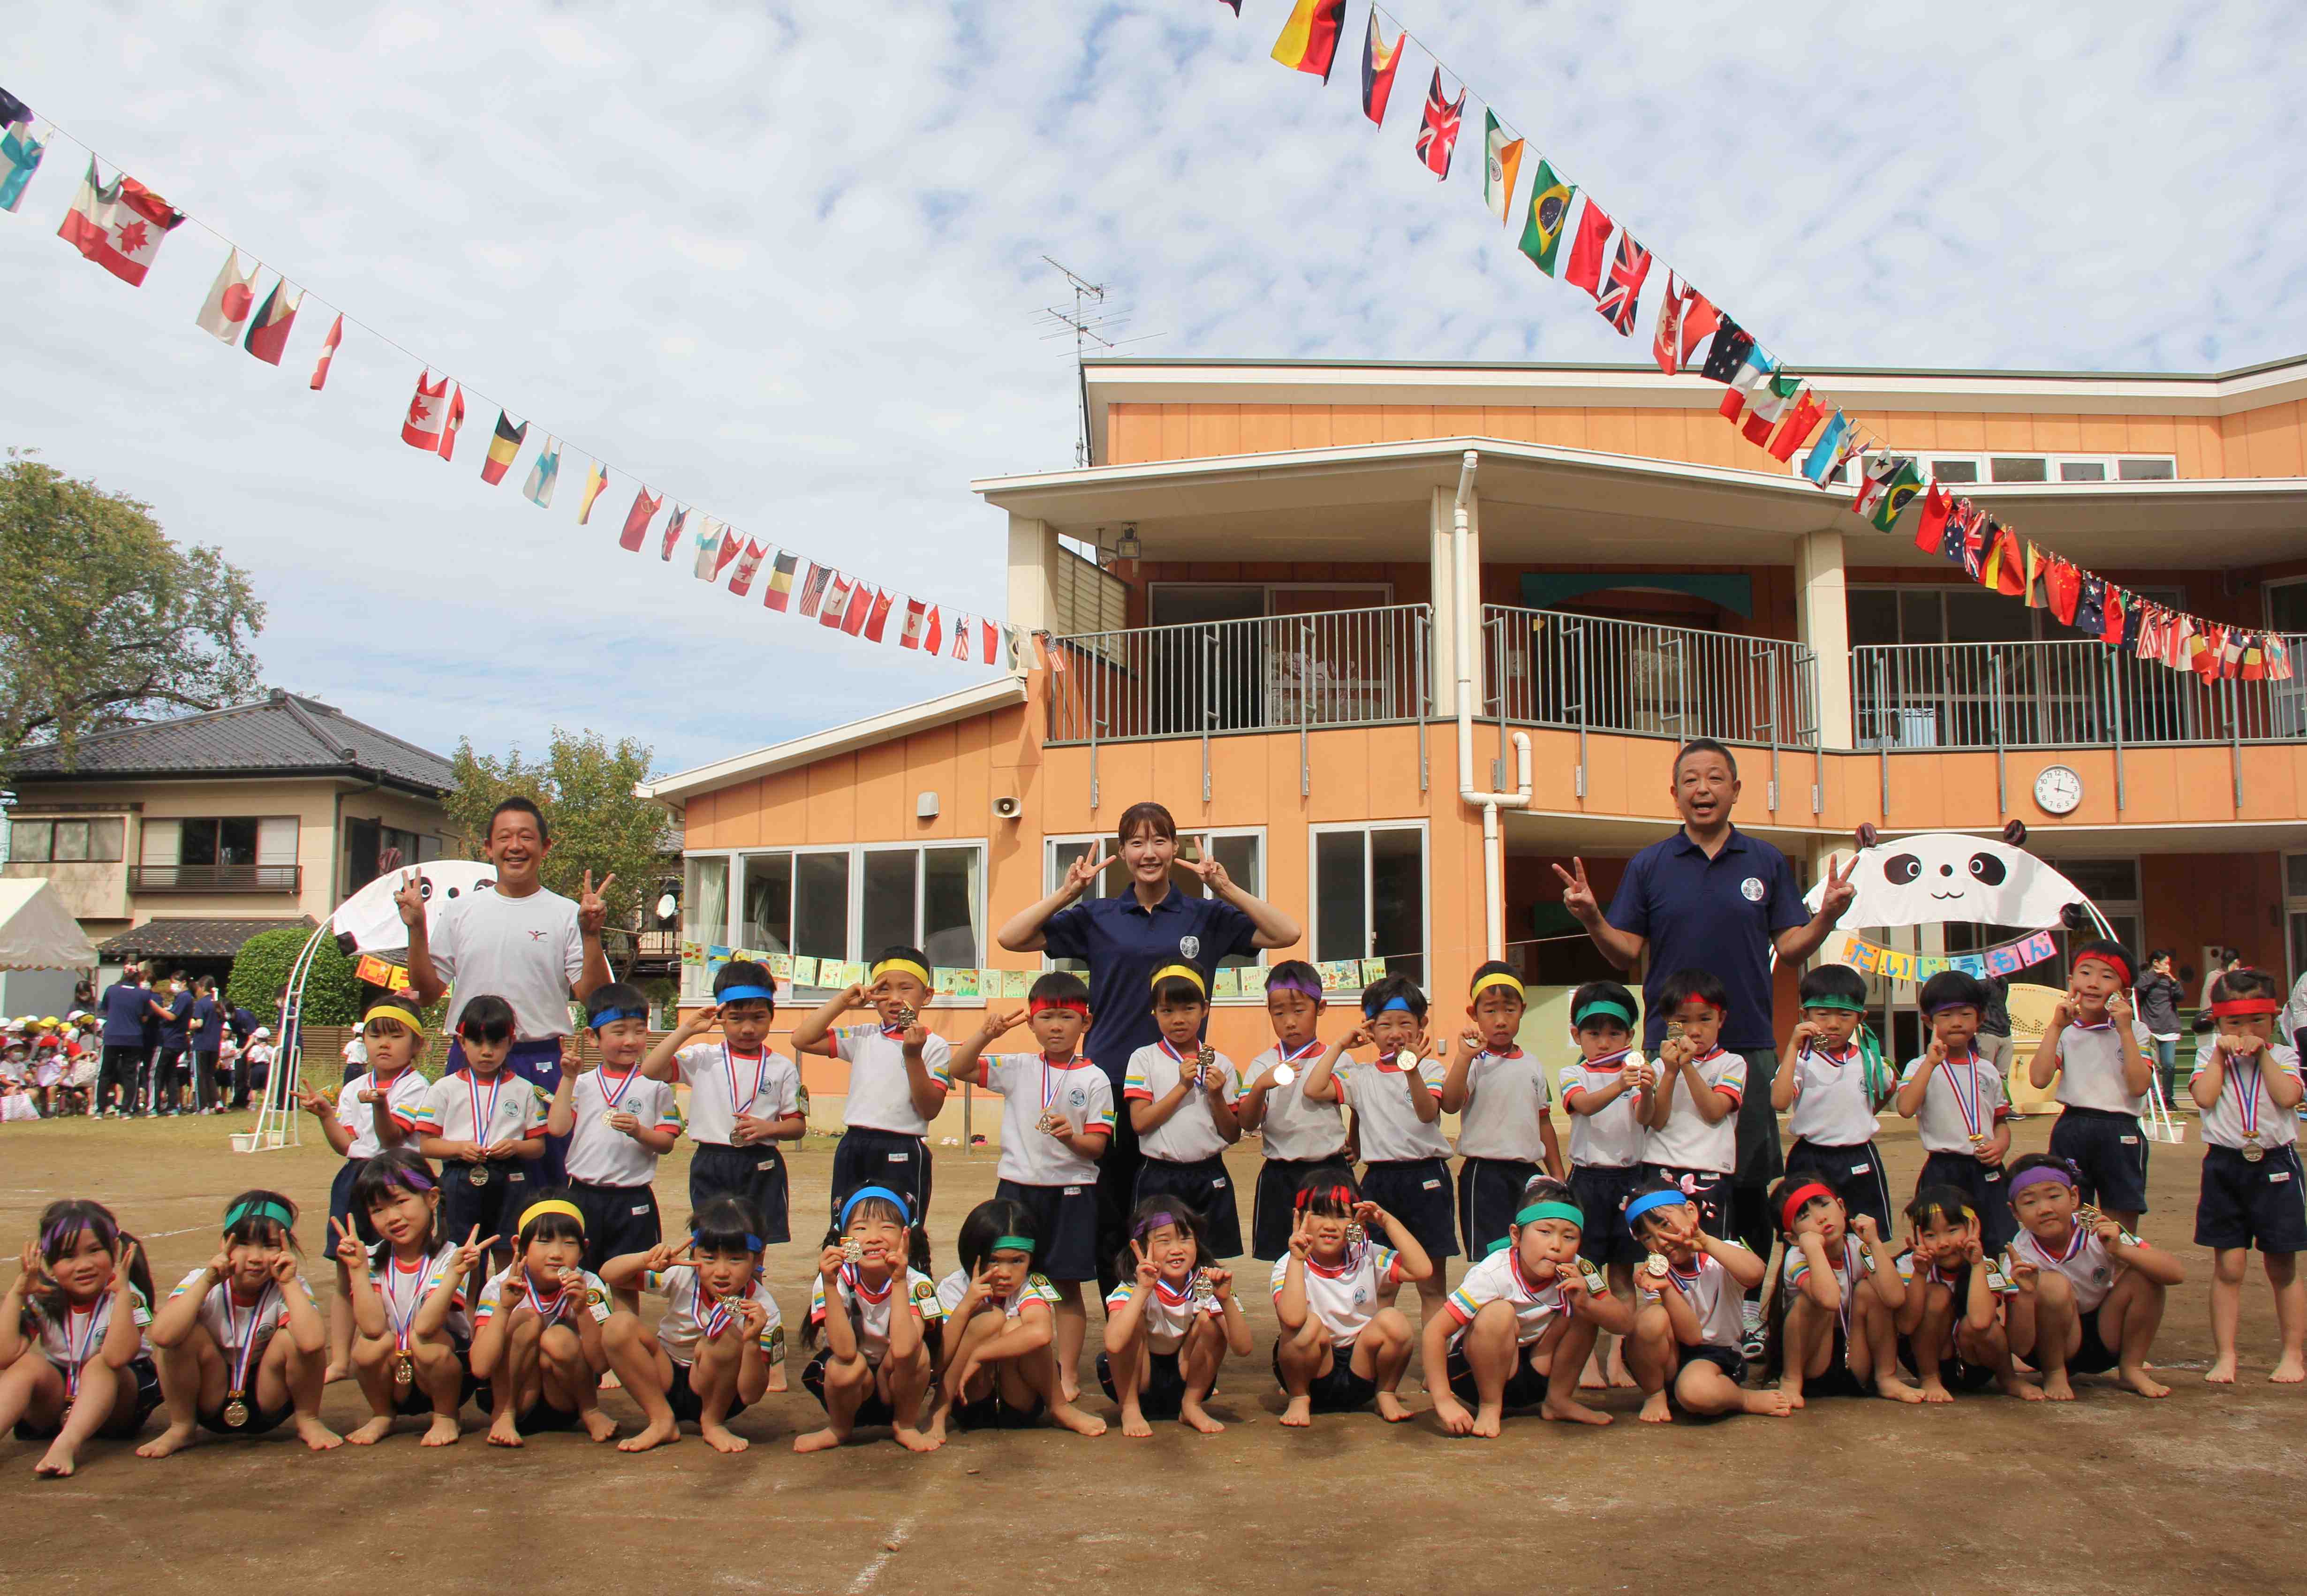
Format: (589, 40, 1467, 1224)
(1869, 460, 1925, 533)
(1517, 159, 1576, 276)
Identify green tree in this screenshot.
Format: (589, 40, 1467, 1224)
(445, 728, 666, 945)
(0, 451, 264, 765)
(227, 924, 361, 1025)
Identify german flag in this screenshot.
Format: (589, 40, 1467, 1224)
(480, 411, 527, 485)
(1270, 0, 1344, 82)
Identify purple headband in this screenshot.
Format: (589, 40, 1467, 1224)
(2007, 1165, 2075, 1198)
(1131, 1209, 1184, 1239)
(382, 1164, 436, 1193)
(1265, 970, 1322, 998)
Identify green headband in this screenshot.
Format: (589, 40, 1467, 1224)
(1516, 1201, 1586, 1231)
(1573, 998, 1635, 1027)
(991, 1235, 1037, 1255)
(1802, 995, 1868, 1013)
(225, 1199, 295, 1233)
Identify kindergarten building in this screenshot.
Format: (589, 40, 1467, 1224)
(640, 354, 2307, 1112)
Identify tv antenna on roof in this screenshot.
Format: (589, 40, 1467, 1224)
(1035, 256, 1162, 467)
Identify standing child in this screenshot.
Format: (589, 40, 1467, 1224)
(928, 1198, 1105, 1439)
(2028, 939, 2153, 1230)
(1894, 971, 2017, 1253)
(1236, 961, 1348, 1263)
(1124, 965, 1244, 1258)
(1300, 975, 1456, 1330)
(339, 1150, 478, 1447)
(1767, 1176, 1918, 1405)
(1441, 961, 1564, 1259)
(1894, 1187, 2035, 1403)
(1423, 1175, 1627, 1436)
(1636, 970, 1747, 1237)
(944, 971, 1112, 1400)
(796, 1188, 945, 1454)
(1100, 1196, 1252, 1436)
(1558, 979, 1653, 1389)
(298, 994, 428, 1381)
(644, 961, 804, 1244)
(788, 949, 950, 1247)
(1271, 1165, 1430, 1425)
(406, 995, 546, 1277)
(138, 1190, 336, 1457)
(1774, 963, 1896, 1233)
(601, 1195, 785, 1453)
(1621, 1180, 1787, 1423)
(469, 1199, 617, 1445)
(2004, 1153, 2183, 1399)
(2187, 966, 2306, 1384)
(0, 1200, 158, 1475)
(548, 983, 682, 1309)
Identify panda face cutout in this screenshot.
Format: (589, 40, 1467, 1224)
(1809, 832, 2080, 929)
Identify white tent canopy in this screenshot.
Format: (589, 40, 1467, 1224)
(0, 878, 98, 970)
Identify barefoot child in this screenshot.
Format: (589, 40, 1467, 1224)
(339, 1151, 478, 1447)
(1767, 1177, 1918, 1405)
(796, 1188, 944, 1453)
(2029, 940, 2153, 1231)
(1894, 1187, 2034, 1403)
(1621, 1180, 1787, 1424)
(644, 961, 804, 1244)
(548, 984, 681, 1310)
(1558, 979, 1651, 1389)
(1124, 965, 1245, 1257)
(1441, 961, 1564, 1257)
(788, 949, 949, 1245)
(1100, 1196, 1251, 1437)
(1271, 1166, 1430, 1426)
(2188, 967, 2307, 1384)
(139, 1191, 336, 1457)
(407, 995, 547, 1277)
(929, 1198, 1104, 1438)
(2004, 1154, 2183, 1399)
(601, 1195, 784, 1453)
(1895, 971, 2017, 1254)
(0, 1200, 158, 1475)
(1775, 963, 1896, 1233)
(469, 1199, 616, 1445)
(1636, 970, 1747, 1237)
(1235, 961, 1349, 1263)
(1424, 1176, 1629, 1436)
(945, 972, 1112, 1398)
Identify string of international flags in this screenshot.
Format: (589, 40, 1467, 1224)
(0, 88, 1050, 674)
(1243, 0, 2292, 682)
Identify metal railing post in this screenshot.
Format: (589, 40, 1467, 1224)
(1087, 632, 1102, 811)
(1754, 640, 1780, 813)
(2108, 649, 2126, 811)
(1876, 653, 1891, 815)
(1201, 627, 1214, 805)
(1570, 618, 1589, 798)
(2230, 674, 2245, 811)
(1991, 649, 2007, 815)
(1417, 608, 1430, 794)
(1300, 618, 1312, 799)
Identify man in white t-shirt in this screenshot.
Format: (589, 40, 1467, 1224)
(401, 797, 613, 1184)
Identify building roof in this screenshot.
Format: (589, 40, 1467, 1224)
(96, 916, 316, 961)
(11, 691, 456, 796)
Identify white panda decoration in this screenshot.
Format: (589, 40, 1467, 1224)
(1804, 828, 2085, 930)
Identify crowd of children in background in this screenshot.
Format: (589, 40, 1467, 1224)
(0, 998, 277, 1122)
(5, 930, 2300, 1476)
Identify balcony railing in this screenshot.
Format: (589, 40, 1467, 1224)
(129, 863, 302, 893)
(1851, 639, 2307, 750)
(1483, 605, 1822, 749)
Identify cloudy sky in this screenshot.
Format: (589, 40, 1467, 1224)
(8, 2, 2301, 779)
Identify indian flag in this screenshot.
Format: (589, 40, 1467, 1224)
(1483, 112, 1523, 227)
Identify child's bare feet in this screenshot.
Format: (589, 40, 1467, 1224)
(344, 1414, 397, 1446)
(1578, 1353, 1608, 1390)
(1279, 1395, 1313, 1428)
(2206, 1356, 2239, 1384)
(619, 1416, 680, 1453)
(1374, 1391, 1413, 1422)
(893, 1423, 942, 1452)
(1541, 1393, 1612, 1427)
(421, 1414, 463, 1446)
(1606, 1351, 1636, 1389)
(1178, 1399, 1224, 1435)
(1119, 1404, 1153, 1438)
(32, 1442, 77, 1477)
(792, 1425, 845, 1453)
(1997, 1372, 2045, 1402)
(767, 1365, 788, 1393)
(2273, 1355, 2305, 1384)
(1778, 1375, 1806, 1410)
(1918, 1377, 1955, 1405)
(700, 1422, 749, 1453)
(579, 1408, 619, 1443)
(135, 1423, 200, 1459)
(1470, 1401, 1505, 1437)
(1740, 1388, 1795, 1417)
(1638, 1392, 1673, 1424)
(2119, 1365, 2171, 1399)
(295, 1414, 344, 1450)
(1050, 1402, 1106, 1437)
(1875, 1376, 1926, 1405)
(2041, 1369, 2076, 1402)
(322, 1361, 351, 1385)
(486, 1412, 524, 1447)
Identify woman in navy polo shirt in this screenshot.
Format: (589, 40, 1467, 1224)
(998, 801, 1300, 1294)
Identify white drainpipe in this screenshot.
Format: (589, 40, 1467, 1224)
(1452, 450, 1532, 961)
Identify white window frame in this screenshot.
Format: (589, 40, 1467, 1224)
(1039, 827, 1271, 999)
(1144, 582, 1396, 624)
(1813, 451, 2178, 486)
(1307, 819, 1431, 988)
(2284, 849, 2307, 992)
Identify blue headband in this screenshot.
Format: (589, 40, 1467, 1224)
(1623, 1189, 1691, 1233)
(716, 985, 776, 1003)
(1362, 995, 1415, 1017)
(840, 1185, 912, 1228)
(588, 1005, 647, 1030)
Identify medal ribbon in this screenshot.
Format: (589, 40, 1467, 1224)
(467, 1069, 504, 1150)
(1939, 1054, 1983, 1141)
(225, 1281, 280, 1396)
(1585, 1046, 1632, 1070)
(522, 1270, 567, 1323)
(697, 1272, 734, 1340)
(62, 1301, 103, 1397)
(1278, 1036, 1326, 1065)
(2234, 1050, 2264, 1143)
(725, 1044, 766, 1125)
(382, 1256, 427, 1353)
(597, 1066, 638, 1116)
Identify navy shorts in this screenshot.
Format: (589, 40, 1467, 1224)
(1360, 1158, 1456, 1262)
(394, 1334, 480, 1416)
(2047, 1106, 2149, 1214)
(1569, 1165, 1646, 1267)
(14, 1356, 161, 1441)
(1916, 1150, 2018, 1254)
(1253, 1157, 1341, 1260)
(441, 1161, 537, 1254)
(1136, 1154, 1242, 1259)
(1666, 1344, 1747, 1415)
(566, 1181, 662, 1275)
(2194, 1143, 2307, 1253)
(830, 1127, 932, 1235)
(1802, 1319, 1870, 1399)
(1638, 1164, 1727, 1236)
(665, 1359, 750, 1424)
(1098, 1346, 1205, 1419)
(1457, 1157, 1540, 1260)
(690, 1142, 791, 1245)
(1444, 1344, 1549, 1410)
(2070, 1305, 2120, 1375)
(1783, 1139, 1893, 1236)
(995, 1179, 1100, 1283)
(1271, 1339, 1377, 1413)
(803, 1345, 897, 1427)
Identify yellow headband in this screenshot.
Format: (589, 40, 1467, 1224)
(364, 1001, 425, 1033)
(1151, 963, 1207, 995)
(1470, 971, 1524, 1002)
(518, 1199, 586, 1234)
(870, 958, 931, 989)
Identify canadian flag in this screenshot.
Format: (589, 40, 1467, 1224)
(194, 249, 258, 344)
(727, 539, 767, 596)
(900, 598, 926, 649)
(820, 574, 853, 628)
(401, 372, 464, 457)
(58, 159, 183, 287)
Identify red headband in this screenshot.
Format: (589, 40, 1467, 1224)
(1779, 1181, 1838, 1236)
(2211, 998, 2282, 1018)
(2075, 952, 2133, 987)
(1293, 1185, 1355, 1212)
(1027, 997, 1089, 1017)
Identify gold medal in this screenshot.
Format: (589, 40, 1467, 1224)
(1665, 1020, 1686, 1042)
(393, 1351, 415, 1389)
(1968, 1132, 1987, 1147)
(891, 1004, 917, 1029)
(221, 1395, 250, 1430)
(1344, 1221, 1365, 1247)
(2243, 1141, 2267, 1164)
(840, 1237, 864, 1264)
(468, 1162, 491, 1188)
(1642, 1254, 1671, 1282)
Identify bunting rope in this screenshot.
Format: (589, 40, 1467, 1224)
(1239, 2, 2294, 684)
(0, 87, 1027, 671)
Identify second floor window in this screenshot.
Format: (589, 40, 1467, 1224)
(8, 817, 126, 862)
(182, 817, 260, 867)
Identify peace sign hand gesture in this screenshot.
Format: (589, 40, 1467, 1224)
(330, 1217, 368, 1271)
(1818, 854, 1859, 922)
(1181, 836, 1231, 894)
(1062, 848, 1112, 898)
(1130, 1239, 1161, 1291)
(393, 869, 428, 929)
(1552, 857, 1601, 927)
(576, 871, 616, 937)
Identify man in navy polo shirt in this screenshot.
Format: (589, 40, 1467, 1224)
(1557, 738, 1855, 1294)
(998, 802, 1301, 1293)
(96, 965, 166, 1118)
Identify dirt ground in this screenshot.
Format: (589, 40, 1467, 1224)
(3, 1109, 2303, 1596)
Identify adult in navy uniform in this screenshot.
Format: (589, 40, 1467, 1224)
(998, 801, 1300, 1294)
(1555, 738, 1856, 1283)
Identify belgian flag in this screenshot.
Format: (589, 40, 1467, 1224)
(479, 410, 527, 485)
(1271, 0, 1344, 82)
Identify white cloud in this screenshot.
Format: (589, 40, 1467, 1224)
(2, 0, 2302, 782)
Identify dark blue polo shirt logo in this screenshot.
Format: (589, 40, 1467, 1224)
(1740, 877, 1765, 902)
(1179, 935, 1200, 960)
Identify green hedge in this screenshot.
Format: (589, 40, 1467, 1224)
(227, 926, 362, 1026)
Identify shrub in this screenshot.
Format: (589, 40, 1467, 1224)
(226, 926, 362, 1026)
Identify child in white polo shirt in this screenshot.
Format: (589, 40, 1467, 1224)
(1440, 960, 1563, 1258)
(1895, 970, 2017, 1254)
(405, 995, 547, 1278)
(548, 983, 681, 1309)
(2028, 939, 2154, 1230)
(644, 961, 805, 1244)
(1774, 963, 1896, 1234)
(1558, 978, 1652, 1387)
(1636, 969, 1747, 1237)
(1235, 961, 1348, 1262)
(1271, 1164, 1431, 1425)
(1123, 964, 1244, 1257)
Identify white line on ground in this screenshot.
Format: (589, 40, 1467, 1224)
(845, 1513, 917, 1594)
